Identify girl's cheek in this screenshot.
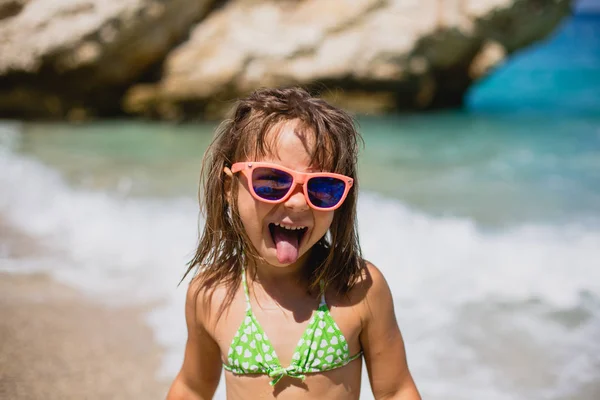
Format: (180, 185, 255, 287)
(316, 210, 335, 229)
(236, 190, 271, 235)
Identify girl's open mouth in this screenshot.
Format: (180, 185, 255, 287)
(268, 223, 308, 264)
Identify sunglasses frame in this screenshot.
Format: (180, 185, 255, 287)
(230, 162, 353, 211)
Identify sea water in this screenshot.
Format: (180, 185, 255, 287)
(1, 12, 599, 400)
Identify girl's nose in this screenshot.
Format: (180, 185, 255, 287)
(284, 185, 309, 211)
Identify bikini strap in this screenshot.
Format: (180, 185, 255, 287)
(241, 268, 251, 311)
(319, 280, 327, 307)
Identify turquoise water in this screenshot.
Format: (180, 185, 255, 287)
(468, 14, 600, 114)
(1, 12, 600, 400)
(14, 112, 600, 229)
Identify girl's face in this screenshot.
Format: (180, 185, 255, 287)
(232, 121, 335, 270)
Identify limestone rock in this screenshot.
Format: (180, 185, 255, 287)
(125, 0, 572, 119)
(0, 0, 213, 119)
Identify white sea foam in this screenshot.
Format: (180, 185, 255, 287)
(357, 192, 600, 399)
(1, 123, 599, 399)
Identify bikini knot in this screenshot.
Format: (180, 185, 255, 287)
(268, 365, 306, 386)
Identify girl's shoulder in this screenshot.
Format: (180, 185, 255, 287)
(341, 261, 395, 322)
(324, 261, 395, 346)
(186, 275, 242, 335)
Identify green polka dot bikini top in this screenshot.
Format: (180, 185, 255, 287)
(223, 270, 363, 386)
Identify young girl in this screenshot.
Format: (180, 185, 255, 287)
(167, 87, 421, 400)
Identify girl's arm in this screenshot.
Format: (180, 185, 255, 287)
(167, 281, 222, 400)
(359, 263, 422, 400)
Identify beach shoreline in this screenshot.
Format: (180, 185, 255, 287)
(0, 271, 170, 400)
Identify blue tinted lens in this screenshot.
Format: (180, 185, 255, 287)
(307, 177, 346, 208)
(252, 167, 293, 200)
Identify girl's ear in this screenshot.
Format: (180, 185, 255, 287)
(223, 166, 233, 204)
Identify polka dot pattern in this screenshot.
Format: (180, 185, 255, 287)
(222, 270, 362, 386)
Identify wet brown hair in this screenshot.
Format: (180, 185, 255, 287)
(183, 87, 365, 304)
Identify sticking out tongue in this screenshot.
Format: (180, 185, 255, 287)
(272, 225, 301, 264)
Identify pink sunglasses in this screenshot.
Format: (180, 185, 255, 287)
(231, 162, 353, 211)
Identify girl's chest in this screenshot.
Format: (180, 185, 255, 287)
(212, 291, 363, 367)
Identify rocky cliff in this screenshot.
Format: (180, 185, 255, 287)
(0, 0, 214, 119)
(0, 0, 572, 120)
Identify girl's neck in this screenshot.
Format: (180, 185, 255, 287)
(246, 253, 319, 309)
(251, 263, 303, 284)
